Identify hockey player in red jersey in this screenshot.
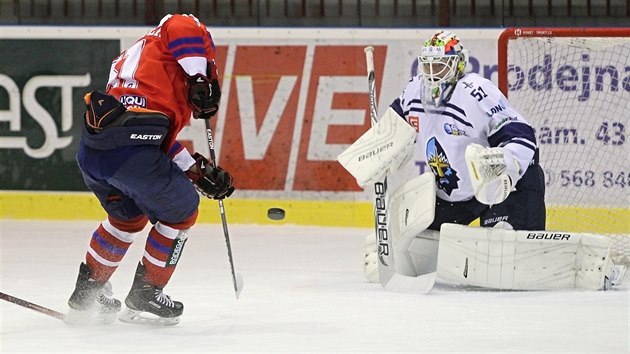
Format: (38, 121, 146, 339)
(65, 14, 234, 325)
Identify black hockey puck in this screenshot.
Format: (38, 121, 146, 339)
(267, 208, 285, 220)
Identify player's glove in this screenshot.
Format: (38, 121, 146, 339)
(186, 62, 221, 119)
(185, 153, 234, 199)
(465, 143, 520, 206)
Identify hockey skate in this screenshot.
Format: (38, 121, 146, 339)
(65, 262, 121, 325)
(119, 262, 183, 326)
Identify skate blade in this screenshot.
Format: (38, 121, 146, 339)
(64, 307, 117, 326)
(118, 308, 180, 326)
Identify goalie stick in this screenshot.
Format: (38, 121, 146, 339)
(205, 120, 244, 299)
(363, 46, 435, 294)
(0, 291, 65, 321)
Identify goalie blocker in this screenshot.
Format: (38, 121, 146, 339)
(337, 107, 417, 187)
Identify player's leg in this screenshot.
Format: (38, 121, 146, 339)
(363, 182, 486, 282)
(412, 197, 486, 275)
(363, 196, 485, 281)
(437, 223, 624, 290)
(363, 229, 440, 281)
(122, 213, 197, 323)
(405, 230, 440, 275)
(362, 173, 439, 293)
(67, 214, 147, 313)
(110, 146, 200, 323)
(440, 165, 626, 290)
(67, 146, 149, 324)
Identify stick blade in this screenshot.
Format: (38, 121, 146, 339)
(383, 272, 436, 294)
(1, 291, 66, 321)
(234, 273, 244, 299)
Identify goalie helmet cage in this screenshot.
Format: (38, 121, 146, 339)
(498, 28, 630, 264)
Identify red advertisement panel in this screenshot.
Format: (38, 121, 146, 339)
(295, 45, 386, 191)
(220, 46, 307, 190)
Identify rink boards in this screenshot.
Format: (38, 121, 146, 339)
(0, 26, 628, 235)
(1, 191, 628, 235)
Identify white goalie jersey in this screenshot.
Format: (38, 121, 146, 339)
(390, 72, 538, 202)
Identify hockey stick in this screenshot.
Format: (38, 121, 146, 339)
(364, 46, 435, 294)
(0, 291, 65, 320)
(205, 120, 244, 299)
(363, 46, 394, 284)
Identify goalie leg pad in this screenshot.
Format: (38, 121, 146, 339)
(388, 172, 436, 277)
(388, 172, 436, 253)
(407, 230, 440, 275)
(364, 173, 437, 290)
(365, 230, 440, 281)
(437, 224, 616, 291)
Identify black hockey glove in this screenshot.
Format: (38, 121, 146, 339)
(186, 62, 221, 119)
(186, 153, 234, 200)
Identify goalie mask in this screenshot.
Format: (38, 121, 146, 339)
(418, 31, 469, 106)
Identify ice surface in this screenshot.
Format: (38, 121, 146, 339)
(1, 220, 628, 353)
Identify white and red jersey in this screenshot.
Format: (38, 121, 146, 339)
(106, 14, 217, 153)
(390, 72, 538, 202)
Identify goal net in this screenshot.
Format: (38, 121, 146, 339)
(498, 28, 630, 264)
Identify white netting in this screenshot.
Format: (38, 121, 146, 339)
(503, 33, 630, 264)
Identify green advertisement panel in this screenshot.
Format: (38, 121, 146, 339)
(0, 39, 120, 191)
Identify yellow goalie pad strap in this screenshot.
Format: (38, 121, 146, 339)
(336, 107, 417, 187)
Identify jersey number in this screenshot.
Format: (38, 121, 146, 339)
(108, 39, 146, 89)
(470, 86, 488, 102)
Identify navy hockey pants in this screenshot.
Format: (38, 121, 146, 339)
(77, 142, 199, 225)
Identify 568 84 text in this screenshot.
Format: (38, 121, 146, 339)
(554, 170, 629, 188)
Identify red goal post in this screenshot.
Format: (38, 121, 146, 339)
(497, 27, 630, 264)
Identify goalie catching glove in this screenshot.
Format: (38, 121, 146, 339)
(465, 143, 520, 205)
(186, 153, 234, 199)
(186, 61, 221, 119)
